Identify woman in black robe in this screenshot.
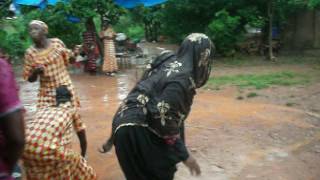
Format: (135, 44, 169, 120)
(100, 33, 214, 180)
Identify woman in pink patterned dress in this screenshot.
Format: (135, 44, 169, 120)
(0, 57, 25, 180)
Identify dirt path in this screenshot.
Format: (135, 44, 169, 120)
(19, 67, 320, 179)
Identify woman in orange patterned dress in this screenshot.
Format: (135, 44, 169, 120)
(23, 20, 80, 109)
(100, 20, 118, 76)
(23, 86, 96, 180)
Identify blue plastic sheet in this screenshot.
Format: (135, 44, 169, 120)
(12, 0, 166, 23)
(14, 0, 166, 8)
(114, 0, 167, 8)
(14, 0, 66, 6)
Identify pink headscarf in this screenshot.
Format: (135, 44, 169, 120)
(0, 58, 22, 118)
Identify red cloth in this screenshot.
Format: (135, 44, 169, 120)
(82, 31, 99, 72)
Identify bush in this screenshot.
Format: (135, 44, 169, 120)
(0, 17, 32, 61)
(2, 33, 29, 58)
(127, 26, 144, 41)
(113, 13, 145, 41)
(207, 10, 243, 56)
(159, 0, 217, 43)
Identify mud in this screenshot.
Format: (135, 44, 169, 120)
(19, 65, 320, 180)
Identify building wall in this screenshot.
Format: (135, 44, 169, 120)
(283, 10, 320, 50)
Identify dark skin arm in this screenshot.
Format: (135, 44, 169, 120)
(0, 110, 25, 173)
(69, 56, 76, 64)
(77, 130, 87, 157)
(27, 67, 43, 83)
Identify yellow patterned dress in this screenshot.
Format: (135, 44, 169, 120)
(23, 38, 80, 108)
(22, 103, 97, 180)
(100, 27, 118, 73)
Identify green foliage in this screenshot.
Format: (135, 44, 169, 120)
(0, 17, 32, 59)
(0, 32, 28, 59)
(63, 0, 124, 24)
(113, 12, 145, 41)
(156, 0, 315, 54)
(0, 5, 84, 59)
(159, 0, 217, 42)
(207, 10, 242, 55)
(126, 26, 144, 41)
(308, 0, 320, 8)
(247, 92, 258, 98)
(1, 0, 318, 59)
(0, 0, 12, 19)
(129, 5, 163, 41)
(237, 7, 266, 28)
(26, 6, 84, 47)
(25, 7, 84, 47)
(206, 72, 309, 89)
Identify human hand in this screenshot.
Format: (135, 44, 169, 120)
(81, 151, 86, 158)
(183, 155, 201, 176)
(69, 56, 76, 64)
(98, 140, 113, 154)
(33, 65, 44, 75)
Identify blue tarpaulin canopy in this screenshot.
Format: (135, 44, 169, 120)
(14, 0, 66, 6)
(14, 0, 167, 8)
(12, 0, 167, 22)
(14, 0, 68, 10)
(114, 0, 167, 8)
(14, 0, 43, 6)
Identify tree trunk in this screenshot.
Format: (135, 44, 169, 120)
(144, 24, 149, 42)
(268, 0, 275, 60)
(312, 10, 320, 48)
(154, 22, 160, 42)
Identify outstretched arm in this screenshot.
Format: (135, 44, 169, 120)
(77, 130, 87, 157)
(72, 112, 87, 157)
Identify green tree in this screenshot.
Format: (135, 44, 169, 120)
(113, 10, 144, 41)
(19, 5, 85, 47)
(0, 0, 12, 19)
(58, 0, 124, 54)
(207, 9, 242, 55)
(159, 0, 218, 42)
(131, 5, 163, 42)
(308, 0, 320, 8)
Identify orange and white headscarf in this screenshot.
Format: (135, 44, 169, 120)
(29, 20, 48, 34)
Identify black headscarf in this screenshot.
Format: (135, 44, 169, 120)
(176, 33, 214, 88)
(143, 33, 214, 88)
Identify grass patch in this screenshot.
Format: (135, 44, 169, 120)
(285, 102, 298, 107)
(247, 92, 259, 98)
(206, 71, 310, 89)
(215, 55, 320, 67)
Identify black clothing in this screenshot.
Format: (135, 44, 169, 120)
(115, 126, 188, 180)
(104, 33, 214, 179)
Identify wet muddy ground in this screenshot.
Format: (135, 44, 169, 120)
(18, 43, 320, 179)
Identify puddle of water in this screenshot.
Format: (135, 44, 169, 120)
(103, 95, 108, 102)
